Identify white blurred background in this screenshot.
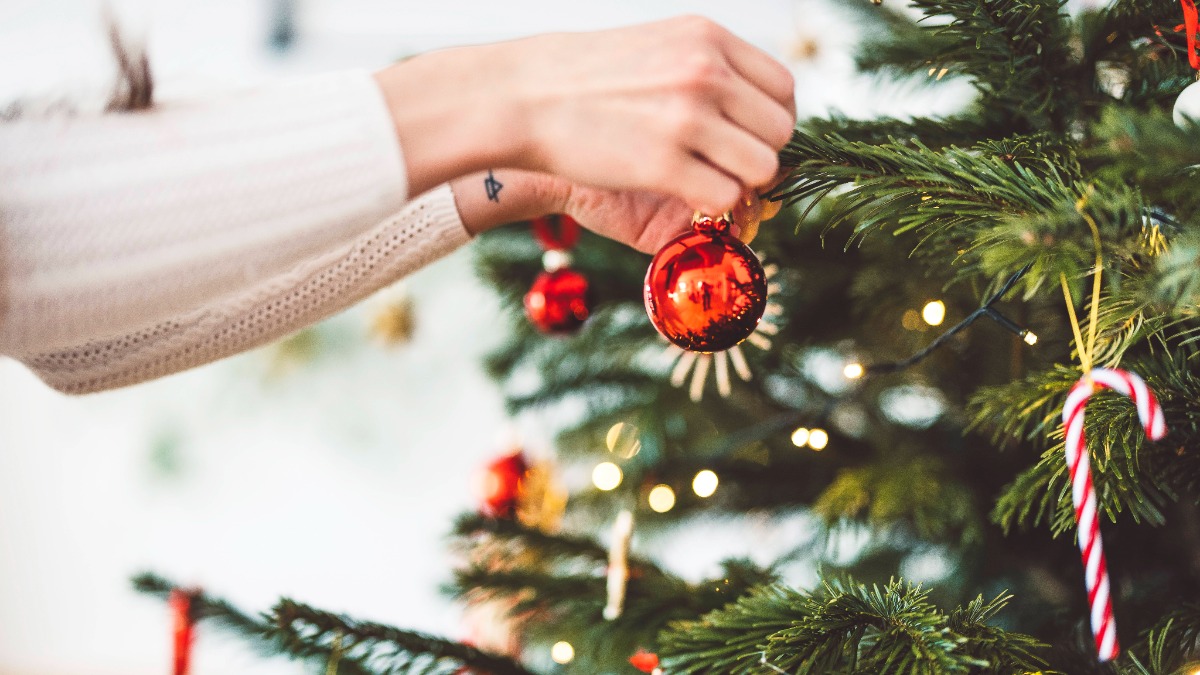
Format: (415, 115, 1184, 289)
(0, 1, 972, 672)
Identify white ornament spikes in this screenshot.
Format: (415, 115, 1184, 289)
(1061, 367, 1166, 662)
(663, 262, 783, 402)
(603, 510, 634, 620)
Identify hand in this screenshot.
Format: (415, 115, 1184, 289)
(558, 183, 694, 255)
(450, 169, 778, 254)
(377, 16, 796, 214)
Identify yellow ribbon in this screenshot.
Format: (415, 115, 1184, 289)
(1060, 188, 1105, 380)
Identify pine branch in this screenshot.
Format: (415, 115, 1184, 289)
(916, 0, 1073, 130)
(132, 572, 534, 675)
(453, 513, 642, 567)
(775, 131, 1082, 241)
(775, 130, 1152, 300)
(814, 456, 984, 546)
(981, 351, 1200, 535)
(273, 598, 537, 675)
(659, 585, 806, 675)
(801, 115, 992, 148)
(659, 578, 1045, 675)
(132, 572, 279, 652)
(1089, 106, 1200, 221)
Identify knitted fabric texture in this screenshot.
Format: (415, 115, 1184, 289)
(20, 185, 468, 394)
(0, 70, 409, 356)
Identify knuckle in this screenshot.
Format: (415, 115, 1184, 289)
(665, 103, 702, 140)
(678, 54, 726, 94)
(680, 15, 722, 40)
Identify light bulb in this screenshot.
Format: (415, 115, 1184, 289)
(922, 300, 946, 326)
(1023, 331, 1038, 345)
(843, 362, 864, 379)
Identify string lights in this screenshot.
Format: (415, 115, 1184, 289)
(859, 263, 1036, 377)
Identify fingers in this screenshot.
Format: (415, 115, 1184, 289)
(685, 117, 779, 195)
(668, 153, 743, 215)
(716, 29, 797, 120)
(718, 72, 796, 155)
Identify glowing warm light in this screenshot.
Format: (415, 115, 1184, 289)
(901, 309, 922, 331)
(808, 428, 829, 451)
(551, 641, 575, 664)
(606, 422, 641, 459)
(843, 362, 865, 379)
(790, 427, 810, 447)
(692, 470, 719, 498)
(648, 484, 676, 513)
(592, 462, 623, 491)
(922, 300, 946, 326)
(1023, 331, 1038, 346)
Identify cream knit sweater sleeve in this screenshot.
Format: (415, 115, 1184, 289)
(0, 71, 472, 394)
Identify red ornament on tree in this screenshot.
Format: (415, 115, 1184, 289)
(525, 214, 592, 334)
(629, 649, 662, 673)
(531, 213, 581, 250)
(480, 450, 529, 519)
(525, 268, 590, 334)
(644, 214, 768, 352)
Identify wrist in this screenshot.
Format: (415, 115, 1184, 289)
(373, 43, 532, 196)
(451, 170, 570, 237)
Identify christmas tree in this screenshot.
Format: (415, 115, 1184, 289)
(142, 1, 1200, 673)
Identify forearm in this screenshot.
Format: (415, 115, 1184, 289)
(18, 186, 468, 394)
(0, 70, 409, 357)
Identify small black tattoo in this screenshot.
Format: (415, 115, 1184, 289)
(484, 169, 503, 202)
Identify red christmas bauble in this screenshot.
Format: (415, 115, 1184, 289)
(481, 451, 529, 519)
(524, 268, 591, 334)
(531, 214, 581, 250)
(643, 215, 767, 352)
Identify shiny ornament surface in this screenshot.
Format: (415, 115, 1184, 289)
(644, 215, 767, 352)
(525, 268, 591, 334)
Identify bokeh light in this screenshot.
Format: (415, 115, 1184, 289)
(592, 462, 622, 491)
(551, 641, 574, 664)
(922, 300, 946, 326)
(605, 422, 641, 459)
(790, 427, 810, 447)
(808, 428, 829, 450)
(692, 470, 719, 498)
(648, 485, 676, 513)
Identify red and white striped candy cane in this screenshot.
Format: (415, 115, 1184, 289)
(1062, 367, 1166, 661)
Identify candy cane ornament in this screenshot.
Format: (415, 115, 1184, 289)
(1062, 367, 1166, 661)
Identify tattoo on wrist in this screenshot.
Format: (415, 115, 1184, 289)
(484, 169, 503, 202)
